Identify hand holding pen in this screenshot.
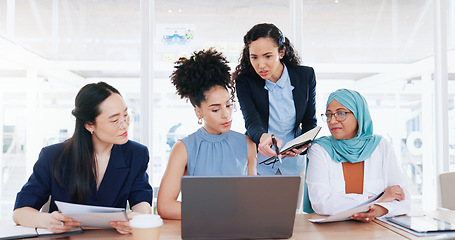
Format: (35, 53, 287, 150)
(258, 133, 282, 157)
(271, 134, 282, 163)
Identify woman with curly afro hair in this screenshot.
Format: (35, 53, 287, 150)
(157, 49, 257, 220)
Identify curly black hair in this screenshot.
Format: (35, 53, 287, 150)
(170, 48, 234, 107)
(232, 23, 301, 80)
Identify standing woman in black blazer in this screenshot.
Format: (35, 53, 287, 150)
(233, 23, 317, 175)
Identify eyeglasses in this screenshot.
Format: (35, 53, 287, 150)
(321, 111, 352, 122)
(110, 110, 134, 129)
(259, 155, 283, 168)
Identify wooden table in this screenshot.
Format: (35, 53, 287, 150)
(27, 213, 408, 240)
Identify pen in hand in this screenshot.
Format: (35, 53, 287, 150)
(271, 134, 282, 163)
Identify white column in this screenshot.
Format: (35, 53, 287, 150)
(393, 93, 402, 166)
(25, 70, 40, 176)
(51, 0, 60, 57)
(450, 1, 455, 49)
(421, 73, 436, 211)
(140, 0, 155, 185)
(392, 0, 398, 60)
(0, 92, 3, 217)
(289, 0, 304, 57)
(433, 0, 449, 175)
(6, 0, 15, 39)
(433, 0, 449, 210)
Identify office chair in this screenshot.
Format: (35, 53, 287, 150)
(439, 172, 455, 210)
(40, 196, 51, 212)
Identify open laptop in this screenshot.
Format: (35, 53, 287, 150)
(181, 175, 301, 239)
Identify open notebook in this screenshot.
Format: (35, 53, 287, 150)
(0, 222, 82, 240)
(260, 126, 322, 165)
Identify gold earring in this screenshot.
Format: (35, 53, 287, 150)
(198, 118, 203, 125)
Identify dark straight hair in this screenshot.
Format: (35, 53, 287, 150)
(54, 82, 120, 202)
(233, 23, 301, 80)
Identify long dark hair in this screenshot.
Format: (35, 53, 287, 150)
(170, 48, 234, 107)
(232, 23, 301, 80)
(54, 82, 120, 202)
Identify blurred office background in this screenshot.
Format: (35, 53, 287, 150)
(0, 0, 454, 219)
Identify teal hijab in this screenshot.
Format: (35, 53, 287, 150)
(303, 89, 382, 213)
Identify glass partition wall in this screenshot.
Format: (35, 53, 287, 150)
(0, 0, 142, 218)
(0, 0, 453, 219)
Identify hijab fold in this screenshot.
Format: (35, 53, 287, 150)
(303, 89, 381, 213)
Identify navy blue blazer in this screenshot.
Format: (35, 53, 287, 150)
(236, 65, 317, 145)
(14, 140, 153, 213)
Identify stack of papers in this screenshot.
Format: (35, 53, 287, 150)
(55, 201, 128, 228)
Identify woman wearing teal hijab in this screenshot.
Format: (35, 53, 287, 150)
(305, 89, 410, 222)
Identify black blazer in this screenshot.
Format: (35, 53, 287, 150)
(14, 140, 153, 213)
(235, 65, 317, 145)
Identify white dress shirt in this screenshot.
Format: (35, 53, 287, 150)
(306, 138, 411, 217)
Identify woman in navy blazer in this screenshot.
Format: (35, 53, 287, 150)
(234, 23, 317, 175)
(13, 82, 153, 234)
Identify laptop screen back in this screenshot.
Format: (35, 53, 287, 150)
(181, 175, 301, 239)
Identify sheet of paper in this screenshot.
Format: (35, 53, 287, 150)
(55, 201, 128, 228)
(55, 201, 125, 213)
(62, 212, 128, 228)
(309, 191, 384, 223)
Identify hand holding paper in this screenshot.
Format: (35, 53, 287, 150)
(55, 201, 128, 229)
(349, 204, 389, 223)
(47, 211, 81, 233)
(309, 191, 384, 223)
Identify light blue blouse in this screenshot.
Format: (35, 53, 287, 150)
(182, 127, 248, 175)
(257, 64, 305, 175)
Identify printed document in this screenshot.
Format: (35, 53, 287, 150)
(55, 201, 128, 228)
(309, 192, 384, 223)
